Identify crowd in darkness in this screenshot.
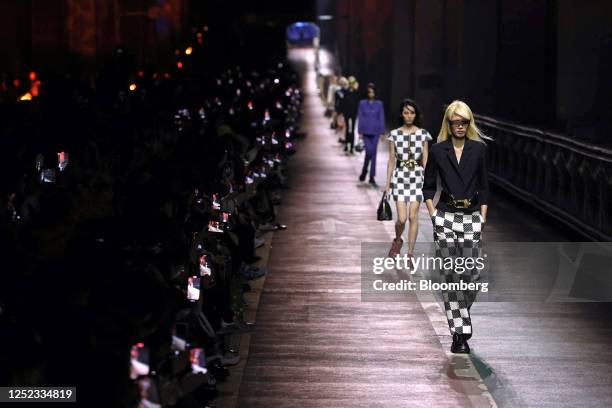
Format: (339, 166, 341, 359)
(0, 24, 302, 407)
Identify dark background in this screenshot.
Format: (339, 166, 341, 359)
(0, 0, 315, 73)
(319, 0, 612, 146)
(2, 1, 611, 145)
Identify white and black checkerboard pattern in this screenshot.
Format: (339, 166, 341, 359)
(387, 128, 432, 203)
(432, 210, 483, 245)
(432, 209, 483, 336)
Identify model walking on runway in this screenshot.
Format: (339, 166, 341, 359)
(383, 99, 432, 263)
(358, 83, 386, 185)
(334, 77, 349, 143)
(423, 100, 489, 354)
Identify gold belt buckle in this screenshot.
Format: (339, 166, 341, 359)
(401, 159, 417, 170)
(453, 198, 471, 209)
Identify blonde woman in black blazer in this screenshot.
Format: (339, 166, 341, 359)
(423, 100, 489, 354)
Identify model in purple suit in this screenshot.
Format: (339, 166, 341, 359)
(357, 83, 385, 186)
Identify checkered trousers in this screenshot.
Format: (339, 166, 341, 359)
(387, 128, 432, 202)
(431, 209, 483, 337)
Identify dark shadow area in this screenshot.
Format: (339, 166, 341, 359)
(0, 2, 315, 406)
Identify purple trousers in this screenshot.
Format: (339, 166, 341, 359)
(361, 134, 380, 179)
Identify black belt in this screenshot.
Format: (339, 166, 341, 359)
(441, 192, 478, 210)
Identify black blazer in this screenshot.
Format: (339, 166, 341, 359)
(423, 138, 490, 212)
(336, 89, 359, 118)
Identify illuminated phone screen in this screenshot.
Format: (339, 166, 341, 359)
(57, 151, 69, 171)
(130, 343, 150, 379)
(199, 255, 212, 276)
(187, 276, 201, 301)
(212, 194, 221, 210)
(208, 220, 223, 233)
(190, 347, 208, 374)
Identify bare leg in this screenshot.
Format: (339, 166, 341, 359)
(395, 201, 408, 240)
(406, 201, 421, 254)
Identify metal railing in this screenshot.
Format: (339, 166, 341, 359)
(475, 114, 612, 241)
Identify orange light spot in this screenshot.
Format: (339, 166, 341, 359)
(177, 61, 183, 69)
(19, 92, 32, 101)
(129, 83, 137, 91)
(31, 80, 41, 97)
(185, 46, 193, 55)
(29, 71, 37, 81)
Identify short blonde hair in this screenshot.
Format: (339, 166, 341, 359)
(437, 100, 485, 142)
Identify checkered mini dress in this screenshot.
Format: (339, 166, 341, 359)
(387, 127, 433, 202)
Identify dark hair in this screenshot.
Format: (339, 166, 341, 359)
(366, 83, 376, 99)
(397, 98, 421, 127)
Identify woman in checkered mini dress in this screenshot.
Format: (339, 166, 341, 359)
(383, 99, 432, 262)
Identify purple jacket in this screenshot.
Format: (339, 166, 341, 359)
(357, 99, 385, 135)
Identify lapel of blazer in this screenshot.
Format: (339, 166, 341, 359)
(444, 139, 463, 181)
(458, 139, 475, 175)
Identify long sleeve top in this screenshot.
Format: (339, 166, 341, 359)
(357, 99, 385, 135)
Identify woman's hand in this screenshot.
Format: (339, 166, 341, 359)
(381, 183, 391, 194)
(479, 205, 488, 225)
(425, 200, 436, 218)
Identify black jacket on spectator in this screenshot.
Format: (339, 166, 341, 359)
(423, 138, 489, 213)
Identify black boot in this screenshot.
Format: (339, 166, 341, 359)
(450, 333, 470, 354)
(360, 163, 369, 181)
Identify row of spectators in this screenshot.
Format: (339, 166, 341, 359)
(0, 26, 302, 407)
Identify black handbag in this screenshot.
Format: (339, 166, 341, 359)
(377, 192, 392, 221)
(355, 140, 365, 153)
